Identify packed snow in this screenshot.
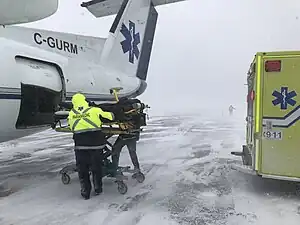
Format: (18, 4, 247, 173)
(0, 112, 300, 225)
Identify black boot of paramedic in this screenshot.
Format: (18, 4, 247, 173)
(90, 150, 104, 195)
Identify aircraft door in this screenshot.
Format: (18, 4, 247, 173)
(15, 56, 64, 128)
(246, 65, 255, 147)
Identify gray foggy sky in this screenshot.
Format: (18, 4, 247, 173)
(22, 0, 300, 115)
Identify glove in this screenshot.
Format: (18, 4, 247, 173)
(88, 101, 98, 107)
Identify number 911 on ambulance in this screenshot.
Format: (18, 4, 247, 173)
(231, 51, 300, 183)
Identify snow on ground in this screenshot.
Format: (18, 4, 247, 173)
(0, 112, 300, 225)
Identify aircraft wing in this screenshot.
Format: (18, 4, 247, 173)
(81, 0, 185, 18)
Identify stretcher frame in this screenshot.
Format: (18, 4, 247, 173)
(53, 88, 147, 195)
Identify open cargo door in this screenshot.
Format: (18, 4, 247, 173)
(15, 56, 64, 128)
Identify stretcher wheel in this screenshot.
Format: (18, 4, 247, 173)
(132, 172, 145, 183)
(117, 182, 128, 195)
(61, 173, 71, 185)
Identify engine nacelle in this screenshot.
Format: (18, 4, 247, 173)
(0, 0, 58, 25)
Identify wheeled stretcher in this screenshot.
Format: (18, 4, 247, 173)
(52, 88, 149, 194)
(57, 132, 145, 195)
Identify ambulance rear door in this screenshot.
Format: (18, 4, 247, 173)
(246, 62, 255, 146)
(261, 53, 300, 178)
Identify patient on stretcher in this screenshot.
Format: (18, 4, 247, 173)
(88, 97, 148, 132)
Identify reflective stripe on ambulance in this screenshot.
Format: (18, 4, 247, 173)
(254, 55, 262, 171)
(262, 105, 300, 128)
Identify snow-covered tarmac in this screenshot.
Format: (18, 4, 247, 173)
(0, 113, 300, 225)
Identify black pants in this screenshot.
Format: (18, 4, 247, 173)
(112, 137, 140, 171)
(75, 149, 103, 196)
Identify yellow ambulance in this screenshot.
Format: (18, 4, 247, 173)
(231, 51, 300, 182)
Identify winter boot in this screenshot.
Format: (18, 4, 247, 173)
(79, 179, 91, 200)
(92, 175, 103, 195)
(81, 191, 90, 200)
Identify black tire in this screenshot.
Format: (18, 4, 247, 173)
(117, 182, 128, 195)
(61, 173, 71, 185)
(133, 172, 145, 183)
(242, 145, 252, 166)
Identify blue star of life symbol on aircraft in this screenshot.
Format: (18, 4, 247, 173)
(120, 20, 140, 64)
(272, 87, 297, 110)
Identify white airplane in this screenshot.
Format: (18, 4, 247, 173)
(0, 0, 186, 143)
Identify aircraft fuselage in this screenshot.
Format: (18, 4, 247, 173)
(0, 37, 146, 142)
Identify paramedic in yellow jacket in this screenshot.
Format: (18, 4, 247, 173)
(68, 93, 114, 200)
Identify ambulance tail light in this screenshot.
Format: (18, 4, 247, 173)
(248, 90, 255, 102)
(265, 60, 281, 72)
(250, 90, 255, 100)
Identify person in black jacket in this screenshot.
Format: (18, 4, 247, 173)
(111, 97, 144, 175)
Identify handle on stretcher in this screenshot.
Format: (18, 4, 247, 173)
(110, 87, 123, 102)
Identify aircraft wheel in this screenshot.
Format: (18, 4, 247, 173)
(61, 173, 71, 185)
(117, 182, 128, 195)
(133, 172, 145, 183)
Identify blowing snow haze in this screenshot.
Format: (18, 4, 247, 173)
(2, 1, 300, 224)
(23, 0, 300, 115)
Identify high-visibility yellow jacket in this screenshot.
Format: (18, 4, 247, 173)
(67, 93, 114, 149)
(68, 93, 114, 134)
